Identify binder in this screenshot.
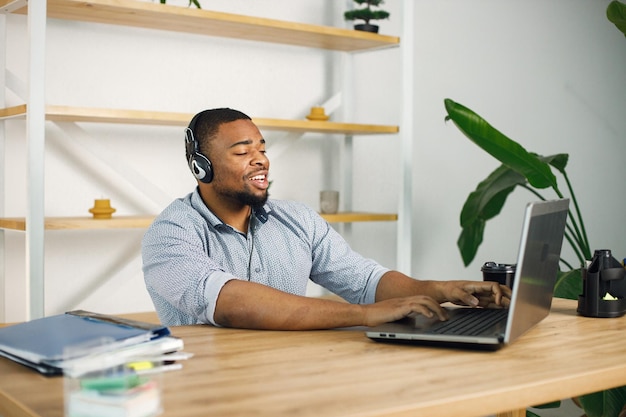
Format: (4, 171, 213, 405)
(0, 310, 173, 376)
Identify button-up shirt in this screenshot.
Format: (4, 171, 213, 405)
(142, 188, 387, 326)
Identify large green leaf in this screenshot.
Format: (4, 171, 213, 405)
(540, 153, 569, 174)
(554, 269, 582, 300)
(444, 99, 558, 190)
(457, 165, 527, 265)
(579, 387, 626, 417)
(607, 0, 626, 37)
(457, 219, 485, 267)
(460, 165, 526, 227)
(456, 154, 574, 266)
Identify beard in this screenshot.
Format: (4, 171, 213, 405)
(232, 189, 269, 209)
(215, 186, 269, 209)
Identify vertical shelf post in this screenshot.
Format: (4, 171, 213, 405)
(341, 44, 354, 242)
(0, 9, 6, 322)
(26, 1, 47, 319)
(397, 0, 414, 275)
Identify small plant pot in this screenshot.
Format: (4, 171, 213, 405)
(354, 23, 379, 33)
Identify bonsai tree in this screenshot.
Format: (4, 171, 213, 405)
(159, 0, 201, 8)
(344, 0, 390, 33)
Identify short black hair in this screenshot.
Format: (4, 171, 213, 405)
(185, 108, 251, 161)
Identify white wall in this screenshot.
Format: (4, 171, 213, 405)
(2, 0, 625, 322)
(410, 0, 626, 281)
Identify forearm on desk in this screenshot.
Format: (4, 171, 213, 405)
(375, 271, 440, 301)
(214, 279, 365, 330)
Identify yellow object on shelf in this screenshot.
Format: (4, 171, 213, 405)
(89, 199, 116, 219)
(306, 106, 329, 121)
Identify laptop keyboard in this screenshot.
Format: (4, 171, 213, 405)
(429, 308, 508, 336)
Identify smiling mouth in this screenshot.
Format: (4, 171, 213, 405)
(249, 174, 265, 182)
(248, 173, 269, 189)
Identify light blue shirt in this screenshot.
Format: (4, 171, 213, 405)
(142, 188, 388, 326)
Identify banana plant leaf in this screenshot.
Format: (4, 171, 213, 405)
(444, 99, 558, 190)
(554, 269, 582, 300)
(444, 98, 580, 267)
(579, 387, 626, 417)
(607, 0, 626, 37)
(456, 153, 573, 267)
(457, 165, 525, 266)
(527, 401, 563, 417)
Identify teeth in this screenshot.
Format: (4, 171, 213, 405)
(250, 175, 265, 181)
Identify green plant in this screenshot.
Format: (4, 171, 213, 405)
(443, 98, 626, 417)
(607, 0, 626, 36)
(443, 6, 626, 413)
(443, 5, 626, 416)
(158, 0, 201, 9)
(344, 0, 390, 26)
(443, 98, 587, 299)
(443, 1, 626, 307)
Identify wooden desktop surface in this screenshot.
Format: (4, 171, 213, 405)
(1, 298, 625, 417)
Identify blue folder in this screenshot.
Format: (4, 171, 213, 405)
(0, 310, 170, 376)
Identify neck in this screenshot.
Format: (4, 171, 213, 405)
(200, 190, 252, 233)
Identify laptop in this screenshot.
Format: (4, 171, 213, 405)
(366, 198, 570, 350)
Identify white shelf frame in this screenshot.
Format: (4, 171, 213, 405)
(1, 0, 412, 320)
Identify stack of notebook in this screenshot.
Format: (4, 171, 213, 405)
(0, 310, 188, 376)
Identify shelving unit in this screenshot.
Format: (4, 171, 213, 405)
(4, 0, 399, 51)
(0, 105, 399, 134)
(0, 213, 399, 231)
(0, 0, 411, 319)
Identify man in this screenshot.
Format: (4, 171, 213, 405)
(142, 108, 510, 329)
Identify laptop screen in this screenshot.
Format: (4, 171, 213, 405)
(505, 199, 569, 343)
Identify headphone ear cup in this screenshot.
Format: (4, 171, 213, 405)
(189, 153, 213, 183)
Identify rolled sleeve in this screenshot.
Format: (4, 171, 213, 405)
(202, 271, 238, 326)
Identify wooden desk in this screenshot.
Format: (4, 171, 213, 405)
(1, 298, 625, 417)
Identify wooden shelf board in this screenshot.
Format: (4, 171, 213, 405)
(1, 105, 399, 135)
(0, 216, 155, 231)
(4, 0, 399, 52)
(0, 212, 397, 231)
(322, 212, 398, 223)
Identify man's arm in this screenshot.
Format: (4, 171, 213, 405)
(214, 272, 511, 330)
(214, 279, 450, 330)
(375, 271, 511, 308)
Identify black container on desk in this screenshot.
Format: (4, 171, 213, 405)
(481, 262, 516, 289)
(577, 249, 626, 318)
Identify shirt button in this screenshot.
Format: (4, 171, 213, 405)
(255, 267, 261, 273)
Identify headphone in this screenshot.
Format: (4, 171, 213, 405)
(185, 112, 213, 183)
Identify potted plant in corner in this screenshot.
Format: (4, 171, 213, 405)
(344, 0, 390, 33)
(442, 5, 626, 417)
(158, 0, 201, 8)
(443, 96, 626, 417)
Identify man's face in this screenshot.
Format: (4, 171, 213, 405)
(208, 119, 270, 208)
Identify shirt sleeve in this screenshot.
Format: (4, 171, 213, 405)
(142, 200, 237, 326)
(303, 205, 389, 304)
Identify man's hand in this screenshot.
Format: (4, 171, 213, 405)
(360, 295, 449, 327)
(439, 280, 512, 308)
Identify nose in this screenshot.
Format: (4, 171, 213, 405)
(251, 149, 269, 168)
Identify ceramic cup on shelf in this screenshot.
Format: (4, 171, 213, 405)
(319, 190, 339, 214)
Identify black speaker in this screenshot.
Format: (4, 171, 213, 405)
(185, 112, 213, 183)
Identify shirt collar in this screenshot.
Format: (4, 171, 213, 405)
(191, 187, 271, 229)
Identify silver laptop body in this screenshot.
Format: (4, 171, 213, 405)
(366, 198, 570, 350)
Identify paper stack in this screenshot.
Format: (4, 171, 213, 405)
(0, 310, 189, 376)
